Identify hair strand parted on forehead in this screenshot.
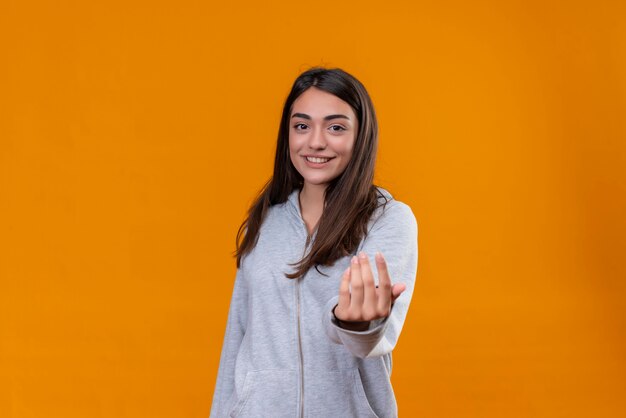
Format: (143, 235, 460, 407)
(235, 67, 388, 278)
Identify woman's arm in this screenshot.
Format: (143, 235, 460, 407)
(322, 200, 418, 358)
(210, 267, 248, 417)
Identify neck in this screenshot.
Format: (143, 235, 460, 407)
(298, 183, 327, 235)
(300, 183, 326, 206)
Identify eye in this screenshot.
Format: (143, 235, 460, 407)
(328, 125, 346, 133)
(293, 123, 308, 131)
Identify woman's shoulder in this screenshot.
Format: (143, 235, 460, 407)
(370, 187, 417, 231)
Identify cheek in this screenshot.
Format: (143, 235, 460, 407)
(288, 135, 301, 165)
(342, 149, 354, 170)
(344, 137, 358, 168)
(340, 136, 356, 159)
(288, 133, 303, 151)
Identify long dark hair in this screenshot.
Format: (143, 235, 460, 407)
(235, 67, 386, 278)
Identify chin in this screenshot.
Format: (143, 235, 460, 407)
(303, 179, 331, 187)
(299, 174, 335, 186)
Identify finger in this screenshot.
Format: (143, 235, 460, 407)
(358, 252, 377, 318)
(337, 267, 351, 310)
(391, 283, 406, 302)
(375, 252, 392, 314)
(349, 255, 364, 312)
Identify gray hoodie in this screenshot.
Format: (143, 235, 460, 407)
(210, 189, 418, 418)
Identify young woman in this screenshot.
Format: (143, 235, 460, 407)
(210, 68, 418, 418)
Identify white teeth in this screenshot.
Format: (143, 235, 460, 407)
(306, 156, 330, 163)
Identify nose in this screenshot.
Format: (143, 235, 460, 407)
(307, 127, 327, 150)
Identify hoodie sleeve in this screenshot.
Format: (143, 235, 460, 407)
(210, 267, 248, 417)
(322, 200, 418, 359)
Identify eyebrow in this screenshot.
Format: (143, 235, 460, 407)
(291, 112, 351, 121)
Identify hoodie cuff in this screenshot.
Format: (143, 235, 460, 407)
(322, 296, 390, 358)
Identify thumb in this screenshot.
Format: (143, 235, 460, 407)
(391, 283, 406, 302)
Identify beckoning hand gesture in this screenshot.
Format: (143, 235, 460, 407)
(333, 251, 406, 331)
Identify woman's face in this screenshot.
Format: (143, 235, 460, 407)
(289, 87, 358, 190)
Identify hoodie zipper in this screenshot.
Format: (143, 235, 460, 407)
(296, 233, 311, 418)
(291, 190, 312, 418)
(296, 276, 304, 418)
(297, 226, 313, 417)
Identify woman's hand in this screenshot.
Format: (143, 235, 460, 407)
(333, 251, 406, 331)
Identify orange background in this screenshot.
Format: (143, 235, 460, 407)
(1, 0, 625, 417)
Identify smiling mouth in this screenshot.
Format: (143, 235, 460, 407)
(305, 156, 333, 163)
